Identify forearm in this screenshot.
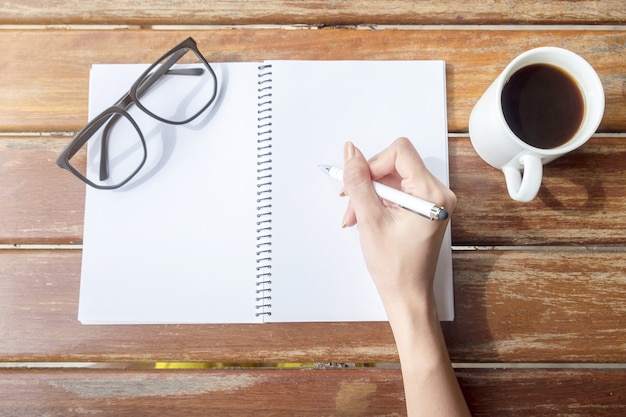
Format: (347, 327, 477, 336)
(340, 139, 466, 415)
(385, 292, 471, 417)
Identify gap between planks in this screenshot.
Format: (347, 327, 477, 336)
(2, 244, 626, 252)
(0, 24, 626, 31)
(1, 362, 626, 370)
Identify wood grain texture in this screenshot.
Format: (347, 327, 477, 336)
(2, 3, 625, 415)
(1, 250, 623, 363)
(0, 29, 625, 133)
(1, 0, 625, 25)
(3, 136, 626, 246)
(456, 369, 626, 416)
(0, 137, 84, 244)
(0, 368, 624, 416)
(451, 136, 626, 246)
(445, 250, 626, 362)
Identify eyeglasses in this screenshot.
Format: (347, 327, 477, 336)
(56, 37, 218, 189)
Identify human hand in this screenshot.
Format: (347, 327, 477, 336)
(342, 139, 469, 417)
(341, 138, 457, 308)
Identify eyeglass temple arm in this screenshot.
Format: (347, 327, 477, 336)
(134, 48, 203, 95)
(58, 113, 113, 167)
(98, 49, 205, 180)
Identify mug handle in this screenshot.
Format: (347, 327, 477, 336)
(502, 154, 543, 203)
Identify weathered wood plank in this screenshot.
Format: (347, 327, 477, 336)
(0, 368, 624, 416)
(1, 250, 624, 363)
(0, 30, 624, 133)
(0, 137, 84, 244)
(444, 250, 626, 362)
(450, 136, 626, 246)
(1, 0, 625, 25)
(1, 369, 406, 417)
(456, 368, 626, 417)
(2, 4, 623, 415)
(3, 136, 626, 245)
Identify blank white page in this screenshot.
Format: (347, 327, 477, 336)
(266, 60, 453, 322)
(78, 63, 261, 324)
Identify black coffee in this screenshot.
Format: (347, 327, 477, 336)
(501, 64, 584, 149)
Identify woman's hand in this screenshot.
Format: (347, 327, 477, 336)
(341, 138, 457, 307)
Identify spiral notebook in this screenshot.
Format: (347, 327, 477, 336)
(78, 60, 453, 324)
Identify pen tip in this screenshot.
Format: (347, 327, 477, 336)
(438, 208, 449, 220)
(318, 165, 331, 173)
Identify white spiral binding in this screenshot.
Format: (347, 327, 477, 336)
(255, 64, 273, 318)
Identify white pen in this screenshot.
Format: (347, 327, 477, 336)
(319, 165, 448, 221)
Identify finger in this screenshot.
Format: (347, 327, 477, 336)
(342, 194, 396, 228)
(367, 137, 429, 184)
(367, 137, 456, 213)
(342, 141, 385, 227)
(341, 199, 356, 228)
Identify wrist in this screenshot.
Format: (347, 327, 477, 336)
(374, 269, 437, 319)
(383, 289, 449, 363)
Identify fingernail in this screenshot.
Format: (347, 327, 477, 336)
(344, 141, 356, 160)
(341, 211, 349, 228)
(339, 187, 346, 197)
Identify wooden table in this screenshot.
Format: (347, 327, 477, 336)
(1, 1, 625, 415)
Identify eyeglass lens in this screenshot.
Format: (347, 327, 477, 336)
(69, 110, 146, 189)
(137, 48, 217, 123)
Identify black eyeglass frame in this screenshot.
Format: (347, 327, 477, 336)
(56, 37, 217, 190)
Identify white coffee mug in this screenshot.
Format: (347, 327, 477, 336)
(469, 47, 604, 202)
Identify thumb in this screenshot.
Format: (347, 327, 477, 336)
(342, 142, 385, 226)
